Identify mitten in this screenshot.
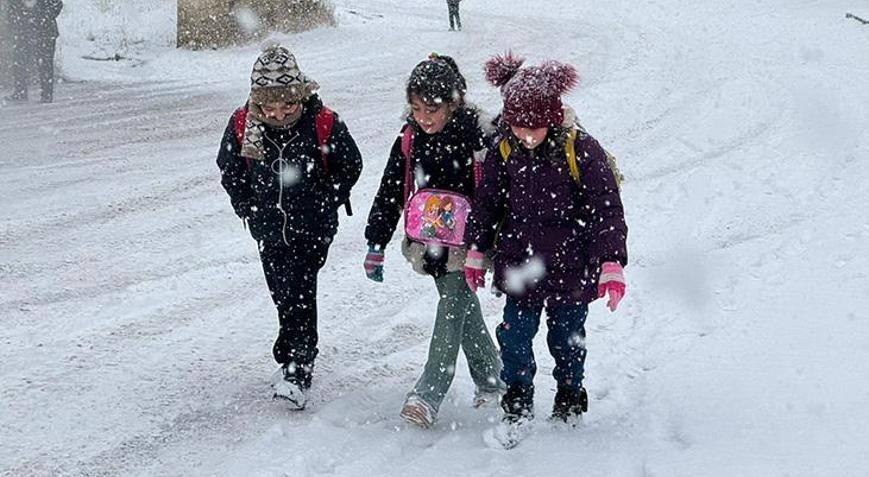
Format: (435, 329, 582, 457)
(464, 249, 486, 293)
(364, 246, 384, 282)
(597, 262, 626, 312)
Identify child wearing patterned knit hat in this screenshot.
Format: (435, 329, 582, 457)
(216, 45, 363, 410)
(464, 53, 629, 442)
(363, 54, 504, 428)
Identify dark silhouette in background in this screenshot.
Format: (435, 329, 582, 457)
(7, 0, 63, 103)
(447, 0, 461, 31)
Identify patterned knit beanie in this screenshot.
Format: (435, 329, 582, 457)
(241, 44, 319, 160)
(484, 52, 578, 129)
(250, 44, 318, 104)
(407, 53, 467, 105)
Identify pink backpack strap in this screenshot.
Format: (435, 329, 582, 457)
(473, 158, 483, 188)
(315, 107, 336, 174)
(401, 124, 415, 203)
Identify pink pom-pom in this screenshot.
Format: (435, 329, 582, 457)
(484, 52, 525, 87)
(540, 60, 579, 95)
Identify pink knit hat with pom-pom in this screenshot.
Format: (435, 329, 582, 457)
(485, 52, 578, 129)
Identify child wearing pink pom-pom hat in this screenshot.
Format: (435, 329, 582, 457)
(464, 52, 629, 431)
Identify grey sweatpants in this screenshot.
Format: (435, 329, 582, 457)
(408, 271, 503, 412)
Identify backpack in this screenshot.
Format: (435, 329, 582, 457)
(232, 105, 353, 216)
(400, 124, 482, 248)
(498, 125, 623, 189)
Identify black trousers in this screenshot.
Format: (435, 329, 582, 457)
(258, 236, 331, 367)
(448, 3, 461, 30)
(12, 33, 57, 101)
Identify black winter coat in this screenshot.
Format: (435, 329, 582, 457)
(365, 106, 489, 249)
(217, 95, 363, 244)
(8, 0, 63, 39)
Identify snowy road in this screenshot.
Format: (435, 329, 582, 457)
(2, 0, 868, 475)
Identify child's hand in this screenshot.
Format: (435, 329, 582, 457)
(598, 262, 626, 312)
(464, 249, 486, 292)
(364, 246, 385, 282)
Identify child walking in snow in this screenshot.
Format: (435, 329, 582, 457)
(216, 45, 362, 410)
(464, 53, 628, 439)
(364, 54, 504, 428)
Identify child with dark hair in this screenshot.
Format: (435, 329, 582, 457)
(465, 53, 628, 445)
(363, 54, 503, 428)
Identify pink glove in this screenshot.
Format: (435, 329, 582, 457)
(464, 250, 486, 293)
(598, 262, 626, 312)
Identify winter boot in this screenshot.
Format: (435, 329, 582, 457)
(472, 387, 503, 409)
(271, 362, 312, 410)
(551, 386, 588, 423)
(489, 383, 535, 449)
(500, 383, 534, 420)
(400, 395, 436, 428)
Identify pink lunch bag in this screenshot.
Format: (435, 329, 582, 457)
(404, 189, 471, 248)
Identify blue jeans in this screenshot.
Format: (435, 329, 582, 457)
(497, 296, 588, 391)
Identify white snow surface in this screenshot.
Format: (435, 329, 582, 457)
(2, 0, 869, 475)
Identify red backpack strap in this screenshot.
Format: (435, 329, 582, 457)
(232, 105, 252, 169)
(315, 106, 354, 215)
(315, 107, 336, 174)
(401, 124, 415, 203)
(233, 106, 247, 147)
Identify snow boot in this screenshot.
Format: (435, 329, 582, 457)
(271, 362, 312, 410)
(500, 383, 534, 417)
(487, 384, 535, 449)
(551, 386, 588, 423)
(400, 395, 436, 428)
(472, 387, 503, 409)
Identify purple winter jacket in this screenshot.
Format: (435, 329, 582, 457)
(465, 126, 628, 304)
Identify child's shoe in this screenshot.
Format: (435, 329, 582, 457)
(550, 386, 588, 423)
(493, 404, 534, 449)
(400, 395, 436, 428)
(271, 362, 311, 410)
(483, 384, 535, 449)
(472, 387, 503, 408)
(500, 383, 534, 417)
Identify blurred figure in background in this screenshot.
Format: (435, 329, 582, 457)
(446, 0, 461, 31)
(7, 0, 63, 103)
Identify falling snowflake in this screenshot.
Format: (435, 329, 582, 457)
(504, 256, 546, 294)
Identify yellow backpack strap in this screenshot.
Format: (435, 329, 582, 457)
(565, 128, 580, 185)
(499, 139, 512, 161)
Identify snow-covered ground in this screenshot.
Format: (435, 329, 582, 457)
(2, 0, 868, 475)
